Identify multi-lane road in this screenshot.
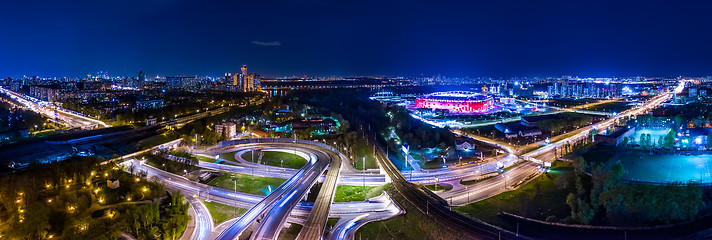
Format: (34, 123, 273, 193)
(0, 87, 108, 129)
(122, 139, 400, 240)
(118, 82, 682, 240)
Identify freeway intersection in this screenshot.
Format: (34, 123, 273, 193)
(114, 82, 680, 240)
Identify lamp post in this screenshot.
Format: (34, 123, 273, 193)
(362, 157, 366, 195)
(435, 177, 438, 191)
(402, 145, 410, 181)
(232, 177, 238, 217)
(466, 186, 469, 202)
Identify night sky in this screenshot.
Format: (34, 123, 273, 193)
(2, 0, 712, 78)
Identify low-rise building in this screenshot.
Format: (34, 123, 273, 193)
(594, 126, 636, 146)
(268, 118, 337, 133)
(455, 138, 476, 151)
(136, 99, 165, 109)
(495, 122, 542, 138)
(146, 116, 157, 126)
(215, 122, 237, 139)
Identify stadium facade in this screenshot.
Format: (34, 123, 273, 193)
(415, 91, 494, 114)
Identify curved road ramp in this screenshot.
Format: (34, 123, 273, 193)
(216, 139, 337, 240)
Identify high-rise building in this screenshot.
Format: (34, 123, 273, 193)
(241, 65, 250, 91)
(689, 88, 697, 98)
(232, 73, 239, 86)
(138, 71, 146, 88)
(246, 73, 258, 91)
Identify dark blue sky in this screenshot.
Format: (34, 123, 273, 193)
(2, 0, 712, 78)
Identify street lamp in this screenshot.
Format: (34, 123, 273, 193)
(435, 177, 439, 191)
(356, 157, 364, 192)
(232, 177, 238, 217)
(466, 186, 469, 202)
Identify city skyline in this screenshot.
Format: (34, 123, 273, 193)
(3, 1, 712, 78)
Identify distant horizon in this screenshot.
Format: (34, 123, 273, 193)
(2, 71, 708, 80)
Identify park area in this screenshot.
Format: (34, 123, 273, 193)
(241, 150, 308, 169)
(203, 201, 246, 225)
(456, 161, 573, 227)
(632, 128, 670, 144)
(582, 146, 712, 183)
(334, 185, 385, 202)
(582, 100, 634, 113)
(207, 173, 286, 195)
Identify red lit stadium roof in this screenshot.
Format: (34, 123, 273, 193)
(417, 91, 490, 102)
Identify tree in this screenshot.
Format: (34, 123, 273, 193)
(566, 193, 578, 220)
(573, 157, 586, 174)
(664, 130, 676, 147)
(6, 201, 51, 240)
(645, 134, 652, 147)
(607, 162, 624, 188)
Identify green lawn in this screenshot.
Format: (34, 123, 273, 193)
(195, 154, 217, 162)
(141, 153, 201, 176)
(137, 132, 178, 150)
(326, 218, 339, 228)
(219, 152, 238, 162)
(277, 224, 302, 240)
(356, 184, 469, 240)
(352, 141, 378, 170)
(460, 175, 495, 185)
(241, 150, 307, 169)
(194, 154, 238, 166)
(207, 173, 286, 196)
(456, 161, 573, 227)
(203, 201, 246, 225)
(583, 101, 632, 113)
(421, 159, 445, 170)
(420, 183, 453, 191)
(334, 185, 385, 202)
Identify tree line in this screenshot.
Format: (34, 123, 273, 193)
(564, 157, 705, 226)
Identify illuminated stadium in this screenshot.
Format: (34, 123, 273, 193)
(415, 91, 494, 114)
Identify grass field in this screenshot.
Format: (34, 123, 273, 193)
(277, 224, 302, 240)
(460, 175, 495, 185)
(420, 183, 453, 191)
(351, 141, 379, 170)
(242, 150, 307, 169)
(195, 154, 238, 166)
(356, 184, 469, 240)
(219, 152, 238, 162)
(194, 154, 217, 162)
(581, 145, 712, 183)
(327, 218, 339, 228)
(456, 161, 573, 227)
(136, 132, 178, 149)
(207, 173, 286, 196)
(583, 100, 633, 113)
(334, 185, 385, 202)
(632, 128, 670, 144)
(203, 201, 247, 225)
